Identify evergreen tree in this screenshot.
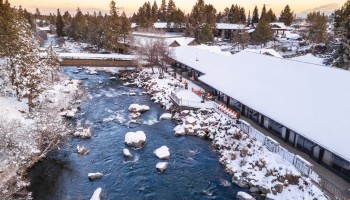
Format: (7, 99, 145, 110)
(151, 1, 158, 23)
(0, 0, 20, 86)
(266, 8, 277, 22)
(260, 4, 267, 20)
(56, 9, 64, 37)
(252, 6, 259, 23)
(70, 8, 86, 40)
(104, 0, 121, 52)
(159, 0, 167, 22)
(120, 11, 131, 53)
(247, 10, 251, 25)
(239, 7, 246, 23)
(279, 5, 294, 26)
(166, 0, 177, 24)
(35, 8, 40, 19)
(251, 17, 273, 46)
(306, 11, 327, 44)
(173, 8, 186, 31)
(188, 0, 216, 43)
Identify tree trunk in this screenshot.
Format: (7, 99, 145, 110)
(28, 89, 33, 113)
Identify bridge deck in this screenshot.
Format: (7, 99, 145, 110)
(60, 59, 137, 67)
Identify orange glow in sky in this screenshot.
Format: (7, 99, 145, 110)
(8, 0, 346, 17)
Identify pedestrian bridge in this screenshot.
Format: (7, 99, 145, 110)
(46, 52, 137, 67)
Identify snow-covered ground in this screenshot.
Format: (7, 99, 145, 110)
(119, 68, 327, 199)
(0, 76, 81, 198)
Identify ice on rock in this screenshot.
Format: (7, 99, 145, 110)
(123, 148, 132, 158)
(124, 131, 146, 149)
(90, 188, 102, 200)
(88, 172, 104, 180)
(128, 104, 150, 113)
(156, 162, 169, 173)
(159, 113, 172, 120)
(154, 146, 170, 160)
(237, 191, 254, 200)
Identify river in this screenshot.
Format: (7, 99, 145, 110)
(28, 67, 246, 199)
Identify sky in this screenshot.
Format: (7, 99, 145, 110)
(8, 0, 347, 17)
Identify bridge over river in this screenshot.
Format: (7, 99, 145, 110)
(43, 52, 138, 67)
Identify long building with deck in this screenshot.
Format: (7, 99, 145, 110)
(171, 45, 350, 183)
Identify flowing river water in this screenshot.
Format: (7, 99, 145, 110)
(28, 67, 247, 199)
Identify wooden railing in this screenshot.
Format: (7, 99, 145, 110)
(60, 59, 137, 67)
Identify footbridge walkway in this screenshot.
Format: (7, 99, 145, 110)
(43, 52, 138, 67)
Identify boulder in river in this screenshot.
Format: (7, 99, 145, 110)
(154, 146, 170, 160)
(90, 188, 102, 200)
(123, 148, 132, 158)
(77, 145, 90, 155)
(159, 113, 172, 120)
(128, 104, 150, 113)
(156, 162, 169, 173)
(125, 131, 146, 149)
(88, 172, 104, 180)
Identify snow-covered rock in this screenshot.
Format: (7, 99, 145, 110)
(128, 104, 150, 113)
(90, 188, 102, 200)
(88, 172, 103, 180)
(109, 77, 116, 80)
(124, 131, 146, 149)
(185, 116, 196, 125)
(156, 162, 169, 173)
(74, 127, 92, 138)
(159, 113, 172, 120)
(173, 125, 185, 136)
(237, 191, 254, 200)
(154, 146, 170, 160)
(129, 92, 137, 96)
(77, 145, 90, 155)
(123, 148, 132, 158)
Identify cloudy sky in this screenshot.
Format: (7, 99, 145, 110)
(8, 0, 345, 17)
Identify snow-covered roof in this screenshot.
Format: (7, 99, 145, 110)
(285, 31, 301, 40)
(38, 26, 50, 31)
(290, 54, 324, 65)
(244, 48, 283, 58)
(173, 46, 350, 162)
(154, 22, 171, 29)
(270, 22, 287, 30)
(132, 32, 183, 38)
(216, 23, 247, 30)
(165, 37, 197, 46)
(131, 23, 137, 28)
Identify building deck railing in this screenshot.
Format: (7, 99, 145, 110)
(236, 119, 350, 200)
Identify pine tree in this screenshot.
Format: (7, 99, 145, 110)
(251, 17, 273, 46)
(104, 0, 121, 52)
(260, 4, 267, 20)
(252, 6, 259, 23)
(0, 0, 20, 86)
(247, 10, 251, 25)
(188, 0, 216, 43)
(151, 1, 158, 23)
(279, 5, 294, 26)
(159, 0, 167, 22)
(70, 8, 86, 40)
(266, 8, 277, 22)
(56, 9, 64, 37)
(166, 0, 178, 30)
(306, 11, 327, 44)
(120, 11, 131, 53)
(35, 8, 40, 19)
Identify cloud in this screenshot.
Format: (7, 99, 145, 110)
(297, 3, 340, 17)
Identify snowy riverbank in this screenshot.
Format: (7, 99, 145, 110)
(0, 75, 83, 199)
(119, 69, 327, 200)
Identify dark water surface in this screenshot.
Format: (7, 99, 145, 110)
(28, 67, 246, 200)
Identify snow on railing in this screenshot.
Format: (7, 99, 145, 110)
(170, 90, 215, 109)
(236, 119, 350, 200)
